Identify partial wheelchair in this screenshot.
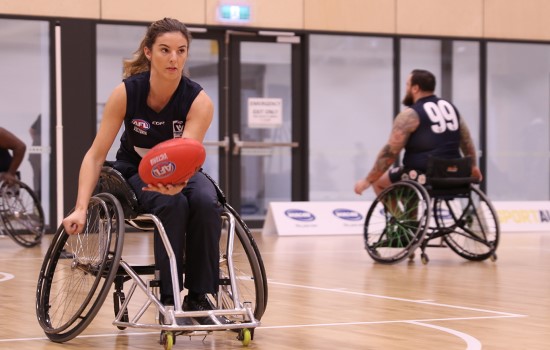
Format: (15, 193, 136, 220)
(0, 173, 44, 247)
(363, 156, 499, 265)
(36, 164, 267, 349)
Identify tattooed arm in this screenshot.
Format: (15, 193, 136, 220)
(458, 117, 483, 181)
(354, 108, 420, 194)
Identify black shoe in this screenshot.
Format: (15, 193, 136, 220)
(183, 295, 232, 326)
(159, 308, 194, 327)
(160, 296, 194, 327)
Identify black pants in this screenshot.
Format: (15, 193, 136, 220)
(118, 162, 223, 297)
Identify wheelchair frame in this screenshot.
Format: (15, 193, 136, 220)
(35, 165, 267, 348)
(363, 158, 500, 265)
(0, 177, 44, 247)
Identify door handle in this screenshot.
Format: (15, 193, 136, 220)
(232, 133, 299, 155)
(203, 136, 230, 153)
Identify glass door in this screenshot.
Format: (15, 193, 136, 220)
(227, 33, 306, 227)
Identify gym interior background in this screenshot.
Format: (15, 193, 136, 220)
(1, 0, 549, 229)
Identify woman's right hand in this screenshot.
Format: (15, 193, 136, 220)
(62, 208, 87, 235)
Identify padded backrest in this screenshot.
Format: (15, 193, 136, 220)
(425, 156, 477, 196)
(94, 163, 141, 219)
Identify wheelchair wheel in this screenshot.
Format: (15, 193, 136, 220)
(36, 193, 124, 342)
(364, 180, 431, 264)
(213, 205, 268, 324)
(435, 186, 499, 261)
(0, 180, 44, 247)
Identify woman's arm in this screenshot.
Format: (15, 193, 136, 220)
(63, 83, 126, 234)
(182, 90, 214, 142)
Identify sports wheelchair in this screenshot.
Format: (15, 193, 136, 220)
(363, 156, 499, 265)
(36, 164, 267, 349)
(0, 173, 44, 247)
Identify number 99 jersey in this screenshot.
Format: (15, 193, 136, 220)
(403, 95, 462, 172)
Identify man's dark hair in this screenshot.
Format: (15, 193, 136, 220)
(410, 69, 436, 92)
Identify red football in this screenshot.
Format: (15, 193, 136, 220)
(138, 138, 206, 185)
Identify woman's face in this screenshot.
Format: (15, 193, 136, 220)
(145, 31, 189, 80)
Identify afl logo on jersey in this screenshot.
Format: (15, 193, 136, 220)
(151, 161, 176, 179)
(132, 119, 151, 130)
(333, 208, 363, 221)
(284, 209, 316, 222)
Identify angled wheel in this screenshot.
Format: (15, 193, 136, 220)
(364, 180, 431, 264)
(36, 193, 124, 342)
(435, 186, 499, 261)
(212, 204, 268, 325)
(0, 180, 44, 247)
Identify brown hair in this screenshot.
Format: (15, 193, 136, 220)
(122, 18, 192, 78)
(410, 69, 436, 92)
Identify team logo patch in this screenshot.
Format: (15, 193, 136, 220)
(173, 120, 184, 138)
(333, 208, 363, 221)
(132, 119, 150, 130)
(151, 161, 177, 179)
(284, 209, 316, 222)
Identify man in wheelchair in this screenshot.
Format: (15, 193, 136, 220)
(354, 69, 482, 196)
(0, 126, 26, 185)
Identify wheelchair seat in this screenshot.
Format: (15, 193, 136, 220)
(425, 156, 479, 196)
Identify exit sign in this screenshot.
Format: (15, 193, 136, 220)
(218, 5, 251, 22)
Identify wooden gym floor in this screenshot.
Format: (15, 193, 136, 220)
(0, 230, 549, 350)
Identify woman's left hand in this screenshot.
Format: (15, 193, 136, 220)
(143, 181, 187, 195)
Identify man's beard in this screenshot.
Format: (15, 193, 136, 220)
(402, 92, 414, 107)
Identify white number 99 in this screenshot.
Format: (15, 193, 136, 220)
(423, 100, 459, 134)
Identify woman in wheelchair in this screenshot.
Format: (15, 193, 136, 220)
(62, 18, 225, 325)
(354, 69, 482, 196)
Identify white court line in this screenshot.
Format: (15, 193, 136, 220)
(408, 321, 481, 350)
(0, 272, 14, 282)
(259, 314, 523, 330)
(0, 332, 158, 343)
(268, 280, 524, 317)
(1, 315, 522, 343)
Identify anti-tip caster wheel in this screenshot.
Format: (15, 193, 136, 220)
(421, 253, 429, 265)
(238, 328, 251, 346)
(160, 331, 174, 350)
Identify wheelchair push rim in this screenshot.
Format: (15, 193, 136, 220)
(435, 186, 500, 261)
(364, 180, 431, 264)
(36, 193, 124, 342)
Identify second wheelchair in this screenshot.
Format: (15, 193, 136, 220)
(363, 157, 499, 264)
(0, 175, 44, 247)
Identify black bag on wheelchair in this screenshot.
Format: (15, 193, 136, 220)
(425, 156, 477, 196)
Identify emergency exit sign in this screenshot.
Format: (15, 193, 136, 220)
(218, 5, 251, 22)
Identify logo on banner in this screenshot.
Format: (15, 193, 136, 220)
(333, 208, 363, 221)
(284, 209, 316, 222)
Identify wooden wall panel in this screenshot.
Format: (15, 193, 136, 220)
(101, 0, 206, 25)
(396, 0, 483, 37)
(304, 0, 395, 34)
(206, 0, 303, 29)
(0, 0, 100, 19)
(485, 0, 550, 41)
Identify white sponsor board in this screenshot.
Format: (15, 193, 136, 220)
(263, 201, 550, 236)
(492, 201, 550, 232)
(263, 201, 371, 236)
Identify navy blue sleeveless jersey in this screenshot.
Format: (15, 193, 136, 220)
(0, 148, 12, 172)
(403, 95, 462, 171)
(115, 71, 203, 165)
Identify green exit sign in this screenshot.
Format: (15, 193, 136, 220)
(219, 5, 251, 22)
